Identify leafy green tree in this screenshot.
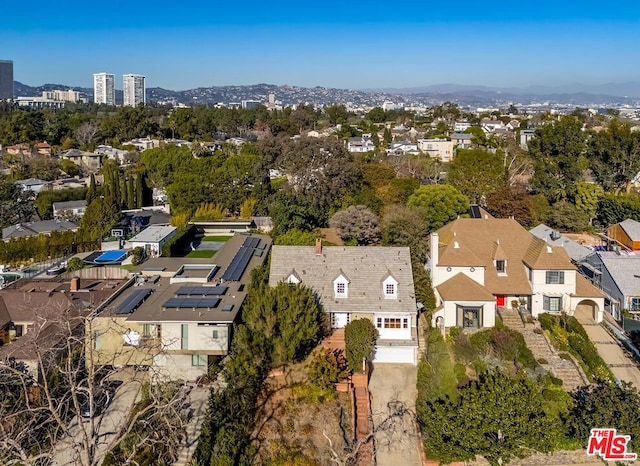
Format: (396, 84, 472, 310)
(417, 328, 458, 403)
(448, 148, 505, 203)
(596, 193, 640, 227)
(268, 192, 325, 235)
(274, 228, 319, 246)
(86, 173, 97, 204)
(309, 348, 350, 391)
(329, 205, 381, 245)
(407, 184, 469, 232)
(589, 119, 640, 193)
(418, 371, 561, 465)
(381, 204, 429, 257)
(367, 107, 386, 123)
(60, 159, 80, 177)
(528, 116, 586, 203)
(324, 104, 349, 125)
(574, 181, 604, 225)
(35, 187, 87, 220)
(565, 381, 640, 453)
(344, 318, 378, 373)
(79, 197, 120, 243)
(65, 257, 84, 272)
(0, 182, 36, 229)
(546, 201, 590, 232)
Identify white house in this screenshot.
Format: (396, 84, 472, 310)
(127, 225, 177, 257)
(52, 200, 87, 220)
(387, 141, 419, 156)
(269, 240, 418, 364)
(347, 134, 375, 153)
(429, 217, 605, 330)
(454, 121, 472, 132)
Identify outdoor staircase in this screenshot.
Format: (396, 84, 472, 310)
(499, 309, 588, 392)
(353, 373, 374, 466)
(321, 328, 345, 351)
(173, 387, 210, 466)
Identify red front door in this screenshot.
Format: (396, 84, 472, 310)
(496, 295, 506, 307)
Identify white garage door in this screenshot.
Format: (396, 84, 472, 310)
(373, 346, 416, 365)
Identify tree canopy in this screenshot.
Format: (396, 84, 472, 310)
(407, 184, 469, 232)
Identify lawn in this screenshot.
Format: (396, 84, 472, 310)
(185, 250, 216, 258)
(202, 235, 231, 242)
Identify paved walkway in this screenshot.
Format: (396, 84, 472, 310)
(173, 386, 210, 466)
(368, 364, 421, 466)
(575, 313, 640, 388)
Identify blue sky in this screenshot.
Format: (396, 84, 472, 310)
(2, 1, 640, 90)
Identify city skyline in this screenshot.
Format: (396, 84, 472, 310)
(3, 1, 640, 91)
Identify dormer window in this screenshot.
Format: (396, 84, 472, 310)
(334, 272, 349, 298)
(496, 260, 506, 274)
(383, 275, 398, 299)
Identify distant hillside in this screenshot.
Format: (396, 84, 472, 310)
(13, 80, 640, 108)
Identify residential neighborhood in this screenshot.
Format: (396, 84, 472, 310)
(1, 59, 640, 466)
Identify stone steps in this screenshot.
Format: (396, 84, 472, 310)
(501, 316, 588, 392)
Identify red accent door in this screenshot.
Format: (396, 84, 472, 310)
(496, 295, 506, 307)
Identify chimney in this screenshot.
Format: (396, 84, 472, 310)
(70, 277, 80, 292)
(315, 238, 322, 256)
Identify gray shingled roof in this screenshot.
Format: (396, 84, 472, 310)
(269, 245, 416, 314)
(53, 199, 87, 211)
(529, 224, 592, 263)
(619, 219, 640, 241)
(597, 252, 640, 296)
(2, 220, 78, 240)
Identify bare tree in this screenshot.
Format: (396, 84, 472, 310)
(75, 122, 100, 148)
(0, 307, 191, 466)
(323, 400, 417, 466)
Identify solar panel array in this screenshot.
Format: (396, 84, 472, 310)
(163, 297, 221, 309)
(114, 288, 153, 315)
(221, 236, 263, 282)
(175, 286, 228, 296)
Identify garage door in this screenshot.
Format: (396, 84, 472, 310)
(372, 346, 416, 365)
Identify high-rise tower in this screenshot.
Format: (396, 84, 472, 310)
(0, 60, 14, 100)
(93, 72, 115, 105)
(123, 74, 146, 107)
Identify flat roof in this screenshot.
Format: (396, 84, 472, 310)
(129, 225, 176, 243)
(104, 233, 272, 323)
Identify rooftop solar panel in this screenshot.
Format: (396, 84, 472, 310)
(222, 246, 254, 281)
(114, 288, 153, 315)
(175, 286, 228, 296)
(162, 297, 221, 309)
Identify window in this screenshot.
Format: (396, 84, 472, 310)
(376, 318, 409, 329)
(496, 260, 506, 273)
(334, 274, 349, 297)
(14, 325, 24, 337)
(383, 276, 398, 299)
(457, 305, 482, 329)
(93, 332, 102, 350)
(181, 324, 188, 350)
(545, 271, 565, 284)
(212, 330, 219, 339)
(631, 298, 640, 311)
(142, 324, 156, 338)
(191, 354, 207, 366)
(385, 284, 395, 295)
(336, 282, 346, 295)
(543, 296, 562, 312)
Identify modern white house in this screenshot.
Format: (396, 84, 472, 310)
(127, 225, 176, 257)
(269, 240, 418, 364)
(90, 233, 271, 381)
(429, 217, 605, 330)
(52, 200, 87, 220)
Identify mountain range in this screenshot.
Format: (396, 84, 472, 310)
(13, 80, 640, 108)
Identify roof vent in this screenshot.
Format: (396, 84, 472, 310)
(550, 230, 561, 241)
(454, 241, 460, 249)
(546, 245, 553, 254)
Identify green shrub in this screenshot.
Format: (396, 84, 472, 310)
(448, 326, 463, 340)
(344, 318, 378, 373)
(538, 313, 557, 332)
(512, 330, 538, 369)
(490, 329, 518, 361)
(471, 358, 488, 375)
(454, 363, 469, 386)
(565, 316, 588, 339)
(542, 388, 564, 401)
(538, 358, 548, 365)
(469, 329, 492, 353)
(453, 333, 477, 363)
(558, 352, 573, 361)
(567, 334, 612, 382)
(308, 348, 349, 390)
(66, 257, 84, 272)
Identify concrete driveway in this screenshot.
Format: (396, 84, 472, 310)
(575, 314, 640, 388)
(368, 364, 422, 466)
(51, 369, 143, 466)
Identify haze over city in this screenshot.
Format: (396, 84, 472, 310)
(3, 0, 640, 91)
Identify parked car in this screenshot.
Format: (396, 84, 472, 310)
(78, 386, 114, 419)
